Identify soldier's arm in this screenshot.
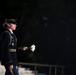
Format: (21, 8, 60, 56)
(1, 32, 13, 66)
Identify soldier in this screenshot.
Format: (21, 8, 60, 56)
(0, 19, 28, 75)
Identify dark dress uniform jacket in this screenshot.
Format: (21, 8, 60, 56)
(1, 29, 18, 66)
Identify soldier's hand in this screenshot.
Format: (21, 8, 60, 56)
(22, 47, 28, 50)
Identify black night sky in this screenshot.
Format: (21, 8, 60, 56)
(0, 0, 76, 74)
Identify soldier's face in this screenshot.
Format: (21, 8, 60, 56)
(9, 23, 17, 30)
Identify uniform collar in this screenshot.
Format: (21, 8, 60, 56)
(8, 29, 13, 34)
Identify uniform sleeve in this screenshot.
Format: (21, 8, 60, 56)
(1, 32, 13, 66)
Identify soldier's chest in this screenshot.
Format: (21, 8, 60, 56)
(10, 34, 17, 46)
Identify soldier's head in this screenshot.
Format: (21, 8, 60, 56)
(3, 19, 17, 30)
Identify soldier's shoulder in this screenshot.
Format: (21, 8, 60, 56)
(1, 30, 10, 37)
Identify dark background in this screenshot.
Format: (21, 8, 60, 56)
(0, 0, 76, 74)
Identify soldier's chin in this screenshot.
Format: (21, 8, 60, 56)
(13, 28, 16, 30)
